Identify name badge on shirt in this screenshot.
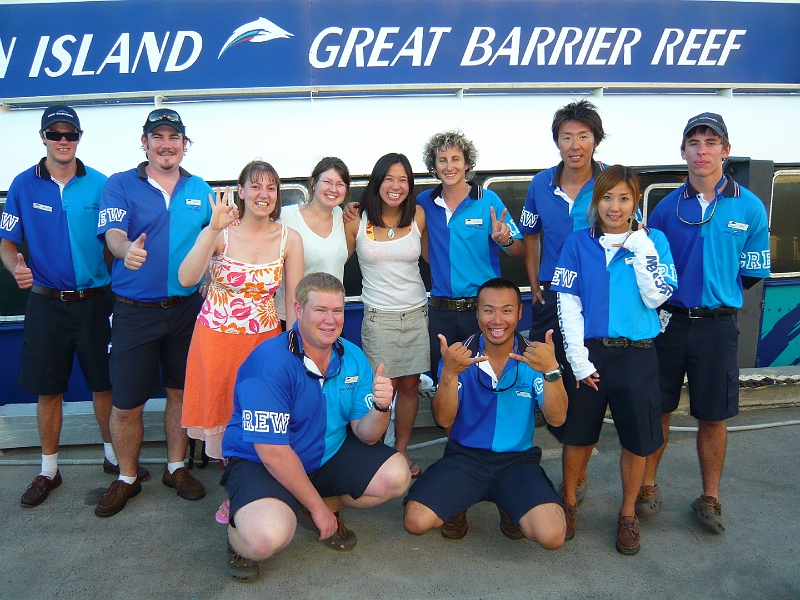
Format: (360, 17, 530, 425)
(33, 203, 52, 212)
(728, 221, 749, 231)
(516, 390, 531, 398)
(464, 218, 483, 226)
(186, 198, 202, 206)
(344, 376, 359, 384)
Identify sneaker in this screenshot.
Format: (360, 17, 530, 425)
(690, 495, 725, 534)
(21, 470, 62, 508)
(441, 510, 468, 541)
(616, 513, 641, 555)
(558, 475, 588, 505)
(227, 541, 259, 582)
(162, 465, 205, 500)
(95, 479, 142, 517)
(635, 484, 663, 517)
(297, 505, 358, 551)
(498, 506, 525, 541)
(563, 501, 577, 541)
(103, 458, 150, 482)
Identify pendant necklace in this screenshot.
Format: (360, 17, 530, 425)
(387, 218, 401, 239)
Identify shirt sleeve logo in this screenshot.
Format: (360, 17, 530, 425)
(519, 208, 539, 229)
(98, 208, 127, 227)
(740, 251, 771, 270)
(0, 213, 19, 232)
(241, 409, 290, 434)
(552, 267, 577, 288)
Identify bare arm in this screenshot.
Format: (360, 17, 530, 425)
(343, 214, 359, 260)
(351, 364, 392, 444)
(105, 227, 148, 271)
(282, 229, 304, 329)
(416, 205, 429, 263)
(0, 239, 32, 289)
(524, 233, 544, 305)
(255, 443, 337, 540)
(508, 329, 567, 427)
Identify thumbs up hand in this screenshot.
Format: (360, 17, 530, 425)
(14, 253, 33, 289)
(371, 363, 393, 413)
(124, 233, 147, 270)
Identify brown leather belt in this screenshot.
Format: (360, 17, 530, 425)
(430, 296, 478, 311)
(668, 305, 736, 319)
(115, 294, 188, 308)
(601, 337, 653, 349)
(31, 284, 106, 302)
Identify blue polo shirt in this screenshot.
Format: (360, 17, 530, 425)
(440, 333, 544, 453)
(648, 175, 770, 310)
(222, 325, 374, 472)
(97, 163, 212, 302)
(418, 182, 522, 298)
(519, 161, 607, 283)
(552, 227, 678, 340)
(0, 158, 110, 290)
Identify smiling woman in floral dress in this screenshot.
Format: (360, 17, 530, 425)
(180, 160, 303, 460)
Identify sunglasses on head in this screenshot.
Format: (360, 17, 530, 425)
(147, 109, 182, 124)
(44, 130, 81, 142)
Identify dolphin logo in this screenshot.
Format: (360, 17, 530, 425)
(218, 17, 294, 58)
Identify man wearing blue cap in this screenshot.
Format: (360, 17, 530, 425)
(641, 113, 770, 533)
(95, 108, 213, 517)
(0, 105, 131, 507)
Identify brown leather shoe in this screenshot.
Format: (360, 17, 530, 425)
(95, 479, 142, 517)
(616, 512, 641, 555)
(162, 465, 205, 500)
(103, 458, 150, 482)
(498, 506, 525, 541)
(563, 501, 577, 541)
(441, 510, 468, 541)
(21, 470, 62, 507)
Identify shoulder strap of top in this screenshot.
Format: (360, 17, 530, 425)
(221, 227, 229, 257)
(279, 225, 288, 259)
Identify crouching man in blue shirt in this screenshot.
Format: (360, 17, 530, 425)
(403, 278, 568, 548)
(221, 272, 411, 582)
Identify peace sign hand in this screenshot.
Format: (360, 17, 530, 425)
(209, 187, 240, 232)
(490, 206, 511, 246)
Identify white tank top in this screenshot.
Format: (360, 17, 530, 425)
(355, 215, 427, 311)
(275, 204, 348, 320)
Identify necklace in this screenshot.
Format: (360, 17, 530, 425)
(387, 217, 401, 239)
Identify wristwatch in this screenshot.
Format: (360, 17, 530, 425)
(373, 401, 392, 413)
(543, 365, 563, 382)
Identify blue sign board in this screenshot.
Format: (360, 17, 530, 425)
(1, 0, 798, 99)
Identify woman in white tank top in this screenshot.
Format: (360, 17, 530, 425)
(275, 157, 351, 324)
(345, 153, 429, 479)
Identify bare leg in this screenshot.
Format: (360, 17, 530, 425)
(391, 374, 420, 462)
(697, 419, 727, 499)
(164, 387, 189, 464)
(92, 390, 113, 444)
(228, 498, 296, 560)
(324, 453, 411, 512)
(561, 444, 594, 504)
(404, 500, 444, 534)
(37, 394, 63, 455)
(642, 412, 672, 486)
(110, 404, 145, 478)
(518, 503, 566, 549)
(620, 449, 646, 517)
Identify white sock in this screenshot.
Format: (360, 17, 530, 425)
(167, 461, 184, 474)
(118, 474, 137, 485)
(41, 453, 58, 479)
(104, 443, 117, 465)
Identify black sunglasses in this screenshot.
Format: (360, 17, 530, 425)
(147, 109, 182, 124)
(44, 130, 81, 142)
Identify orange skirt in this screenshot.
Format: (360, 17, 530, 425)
(182, 322, 278, 459)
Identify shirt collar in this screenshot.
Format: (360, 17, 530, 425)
(287, 323, 345, 378)
(35, 157, 87, 180)
(551, 159, 604, 188)
(683, 174, 740, 200)
(428, 180, 483, 201)
(136, 161, 191, 180)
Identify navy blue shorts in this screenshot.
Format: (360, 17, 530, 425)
(18, 290, 113, 395)
(110, 293, 203, 409)
(403, 440, 561, 526)
(548, 340, 663, 457)
(656, 310, 739, 421)
(224, 428, 397, 524)
(428, 305, 478, 383)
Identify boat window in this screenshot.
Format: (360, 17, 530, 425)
(770, 170, 800, 277)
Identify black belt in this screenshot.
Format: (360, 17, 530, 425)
(430, 296, 478, 311)
(668, 305, 736, 319)
(600, 337, 653, 349)
(115, 294, 188, 308)
(31, 284, 106, 302)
